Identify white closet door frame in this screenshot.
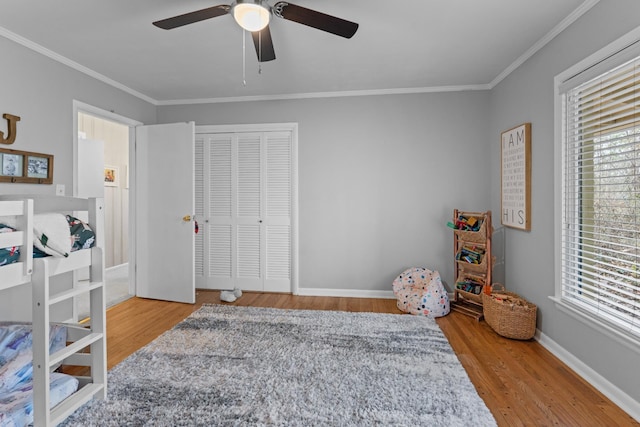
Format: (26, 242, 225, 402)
(196, 123, 299, 295)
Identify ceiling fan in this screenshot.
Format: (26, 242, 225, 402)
(153, 0, 359, 62)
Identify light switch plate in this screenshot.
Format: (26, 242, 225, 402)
(56, 184, 65, 196)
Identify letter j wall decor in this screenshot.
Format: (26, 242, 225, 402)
(501, 123, 531, 231)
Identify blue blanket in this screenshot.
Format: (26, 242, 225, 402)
(0, 323, 79, 427)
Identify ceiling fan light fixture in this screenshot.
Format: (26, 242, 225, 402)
(233, 0, 270, 32)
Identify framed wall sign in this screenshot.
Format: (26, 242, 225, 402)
(0, 148, 53, 184)
(501, 123, 531, 230)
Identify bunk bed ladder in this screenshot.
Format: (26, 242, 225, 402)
(31, 198, 107, 427)
(32, 246, 107, 426)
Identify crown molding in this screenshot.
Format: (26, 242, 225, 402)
(489, 0, 600, 88)
(156, 84, 491, 106)
(0, 26, 157, 105)
(1, 0, 600, 105)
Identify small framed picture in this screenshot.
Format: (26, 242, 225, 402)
(0, 149, 53, 184)
(1, 153, 23, 177)
(104, 165, 119, 187)
(27, 155, 49, 179)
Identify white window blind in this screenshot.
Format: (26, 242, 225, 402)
(562, 53, 640, 338)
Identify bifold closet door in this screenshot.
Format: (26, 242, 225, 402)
(195, 131, 293, 292)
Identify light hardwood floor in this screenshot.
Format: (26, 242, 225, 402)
(104, 290, 638, 426)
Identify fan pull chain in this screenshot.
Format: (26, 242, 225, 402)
(258, 31, 262, 75)
(242, 29, 247, 86)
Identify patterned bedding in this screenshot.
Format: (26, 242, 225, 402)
(0, 215, 95, 263)
(0, 225, 20, 268)
(33, 214, 96, 258)
(0, 323, 79, 427)
(0, 373, 79, 427)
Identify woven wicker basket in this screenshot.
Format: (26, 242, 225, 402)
(455, 272, 486, 305)
(455, 246, 488, 274)
(482, 285, 537, 340)
(453, 216, 487, 243)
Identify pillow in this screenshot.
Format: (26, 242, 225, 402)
(66, 215, 96, 252)
(32, 213, 71, 258)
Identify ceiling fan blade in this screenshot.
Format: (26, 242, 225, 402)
(251, 26, 276, 62)
(153, 5, 230, 30)
(273, 2, 359, 39)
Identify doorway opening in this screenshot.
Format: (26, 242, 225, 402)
(73, 101, 142, 319)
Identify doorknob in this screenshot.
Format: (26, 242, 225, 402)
(183, 215, 192, 222)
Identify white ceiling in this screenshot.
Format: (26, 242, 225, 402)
(0, 0, 592, 104)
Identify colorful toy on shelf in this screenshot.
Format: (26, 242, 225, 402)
(456, 245, 485, 264)
(447, 214, 484, 232)
(455, 276, 485, 295)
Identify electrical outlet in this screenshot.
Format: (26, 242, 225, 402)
(56, 184, 65, 196)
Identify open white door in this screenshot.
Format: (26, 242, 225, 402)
(77, 138, 105, 199)
(135, 122, 195, 303)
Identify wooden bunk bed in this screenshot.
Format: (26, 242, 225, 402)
(0, 195, 106, 427)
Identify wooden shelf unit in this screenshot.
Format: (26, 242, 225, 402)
(451, 210, 492, 319)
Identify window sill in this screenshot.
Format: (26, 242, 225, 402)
(549, 296, 640, 355)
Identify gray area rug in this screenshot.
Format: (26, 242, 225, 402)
(62, 305, 496, 426)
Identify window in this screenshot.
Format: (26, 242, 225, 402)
(558, 41, 640, 340)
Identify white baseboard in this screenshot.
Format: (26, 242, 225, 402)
(295, 289, 456, 301)
(296, 288, 395, 299)
(106, 262, 128, 274)
(536, 329, 640, 422)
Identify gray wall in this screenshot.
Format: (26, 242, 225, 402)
(0, 36, 156, 197)
(158, 92, 491, 292)
(489, 0, 640, 407)
(1, 0, 638, 413)
(0, 35, 156, 319)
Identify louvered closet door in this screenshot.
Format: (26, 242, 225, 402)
(235, 133, 262, 290)
(263, 132, 293, 292)
(194, 135, 208, 288)
(195, 131, 293, 292)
